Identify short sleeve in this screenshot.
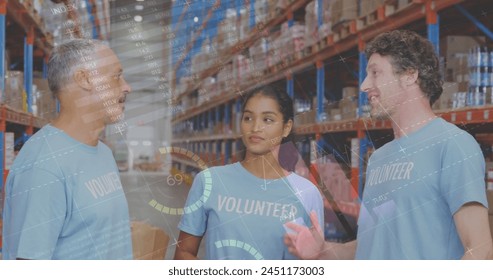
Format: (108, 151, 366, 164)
(3, 168, 67, 259)
(289, 175, 325, 231)
(178, 170, 208, 236)
(440, 132, 487, 215)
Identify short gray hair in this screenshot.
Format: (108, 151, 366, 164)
(47, 39, 107, 96)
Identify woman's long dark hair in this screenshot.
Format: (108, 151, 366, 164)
(240, 86, 298, 171)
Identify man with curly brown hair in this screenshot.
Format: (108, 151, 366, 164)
(284, 30, 493, 259)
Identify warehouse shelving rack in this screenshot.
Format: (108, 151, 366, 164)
(171, 0, 493, 218)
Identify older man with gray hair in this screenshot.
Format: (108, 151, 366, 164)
(2, 39, 133, 259)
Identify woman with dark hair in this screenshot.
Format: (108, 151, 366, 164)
(174, 86, 324, 260)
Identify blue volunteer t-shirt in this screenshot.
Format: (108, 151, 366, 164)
(178, 162, 324, 260)
(2, 124, 133, 260)
(356, 118, 487, 259)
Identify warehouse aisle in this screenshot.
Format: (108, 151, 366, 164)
(120, 171, 205, 260)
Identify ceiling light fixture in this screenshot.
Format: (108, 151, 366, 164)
(134, 15, 143, 22)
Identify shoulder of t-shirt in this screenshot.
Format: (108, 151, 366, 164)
(10, 128, 55, 172)
(196, 163, 237, 178)
(98, 141, 113, 153)
(9, 164, 63, 182)
(288, 172, 319, 192)
(435, 119, 479, 150)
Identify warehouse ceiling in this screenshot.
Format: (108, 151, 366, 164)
(109, 0, 172, 101)
(106, 0, 174, 137)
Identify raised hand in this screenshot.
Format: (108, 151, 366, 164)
(284, 211, 325, 260)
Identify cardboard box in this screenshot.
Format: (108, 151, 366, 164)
(131, 221, 170, 260)
(359, 0, 385, 17)
(331, 0, 358, 26)
(440, 36, 485, 58)
(440, 36, 485, 82)
(433, 82, 458, 110)
(5, 132, 14, 170)
(33, 78, 57, 120)
(330, 108, 342, 121)
(4, 71, 25, 110)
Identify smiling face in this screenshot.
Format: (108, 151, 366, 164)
(90, 46, 131, 124)
(240, 94, 293, 157)
(360, 53, 407, 119)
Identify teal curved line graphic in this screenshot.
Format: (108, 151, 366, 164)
(214, 239, 264, 260)
(147, 147, 211, 215)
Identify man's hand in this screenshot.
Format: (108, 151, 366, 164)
(284, 211, 325, 260)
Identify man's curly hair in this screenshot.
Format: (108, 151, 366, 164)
(365, 30, 443, 105)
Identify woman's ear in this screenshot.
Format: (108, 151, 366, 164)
(283, 119, 293, 138)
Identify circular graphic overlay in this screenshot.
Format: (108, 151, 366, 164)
(147, 146, 211, 215)
(214, 239, 264, 260)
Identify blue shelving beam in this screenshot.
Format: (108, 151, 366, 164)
(427, 16, 440, 54)
(215, 107, 221, 162)
(225, 103, 230, 127)
(249, 0, 256, 29)
(0, 3, 5, 198)
(358, 42, 368, 200)
(455, 5, 493, 41)
(287, 74, 294, 98)
(224, 102, 231, 164)
(358, 52, 368, 117)
(316, 63, 325, 122)
(208, 109, 213, 133)
(85, 0, 98, 39)
(286, 6, 294, 98)
(225, 140, 231, 164)
(25, 37, 33, 113)
(316, 0, 325, 122)
(0, 8, 5, 95)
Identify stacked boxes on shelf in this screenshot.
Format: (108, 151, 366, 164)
(254, 0, 277, 24)
(339, 87, 358, 120)
(33, 78, 57, 120)
(294, 87, 359, 125)
(249, 38, 268, 76)
(198, 77, 218, 105)
(4, 71, 26, 111)
(434, 36, 492, 110)
(304, 0, 332, 48)
(294, 98, 315, 126)
(4, 133, 15, 171)
(238, 7, 251, 41)
(217, 63, 234, 93)
(217, 9, 240, 51)
(281, 22, 306, 58)
(358, 0, 386, 17)
(40, 0, 108, 43)
(232, 54, 252, 86)
(267, 31, 283, 68)
(331, 0, 357, 27)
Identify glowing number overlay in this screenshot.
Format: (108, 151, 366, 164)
(214, 240, 264, 260)
(147, 147, 211, 215)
